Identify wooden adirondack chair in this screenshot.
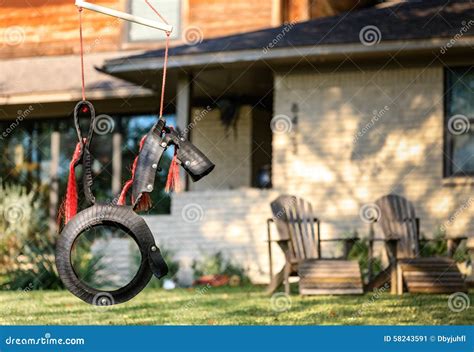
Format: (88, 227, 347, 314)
(370, 194, 467, 294)
(267, 195, 363, 295)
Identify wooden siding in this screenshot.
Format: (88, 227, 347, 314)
(0, 0, 121, 58)
(187, 0, 274, 39)
(0, 0, 278, 59)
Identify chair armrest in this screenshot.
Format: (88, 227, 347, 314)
(319, 237, 358, 242)
(343, 237, 359, 259)
(419, 235, 468, 242)
(368, 237, 400, 243)
(266, 218, 274, 242)
(419, 236, 469, 257)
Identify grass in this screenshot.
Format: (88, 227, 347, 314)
(0, 285, 472, 325)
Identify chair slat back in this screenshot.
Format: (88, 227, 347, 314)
(375, 194, 419, 259)
(270, 195, 320, 260)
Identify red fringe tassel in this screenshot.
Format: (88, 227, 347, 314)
(63, 141, 83, 224)
(165, 151, 181, 193)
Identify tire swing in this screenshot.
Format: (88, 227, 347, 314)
(56, 2, 215, 306)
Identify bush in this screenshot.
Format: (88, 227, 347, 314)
(191, 251, 250, 285)
(0, 182, 63, 290)
(420, 230, 469, 262)
(347, 238, 383, 283)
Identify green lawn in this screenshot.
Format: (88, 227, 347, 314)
(0, 286, 472, 325)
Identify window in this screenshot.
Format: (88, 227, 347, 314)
(0, 114, 176, 214)
(444, 67, 474, 177)
(127, 0, 180, 42)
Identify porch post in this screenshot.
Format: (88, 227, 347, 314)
(49, 127, 60, 233)
(176, 73, 193, 191)
(112, 117, 122, 198)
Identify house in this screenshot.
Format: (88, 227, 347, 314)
(100, 0, 474, 283)
(0, 0, 303, 229)
(1, 0, 473, 284)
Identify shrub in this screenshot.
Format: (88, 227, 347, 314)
(191, 251, 250, 285)
(0, 182, 63, 290)
(348, 238, 383, 283)
(420, 230, 469, 262)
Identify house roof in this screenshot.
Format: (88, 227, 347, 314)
(0, 51, 155, 106)
(103, 0, 474, 72)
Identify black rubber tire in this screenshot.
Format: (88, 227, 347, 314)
(56, 205, 154, 305)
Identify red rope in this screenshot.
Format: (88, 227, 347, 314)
(145, 0, 171, 118)
(60, 8, 87, 225)
(63, 4, 173, 222)
(78, 7, 86, 101)
(118, 2, 178, 208)
(160, 33, 170, 118)
(145, 0, 169, 25)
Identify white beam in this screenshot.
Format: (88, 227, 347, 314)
(75, 0, 173, 33)
(176, 74, 192, 190)
(112, 129, 123, 196)
(49, 130, 60, 233)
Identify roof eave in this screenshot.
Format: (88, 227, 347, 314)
(101, 37, 474, 75)
(0, 86, 155, 106)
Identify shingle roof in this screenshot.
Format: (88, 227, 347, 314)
(106, 0, 474, 66)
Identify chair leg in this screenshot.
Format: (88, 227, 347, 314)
(284, 262, 290, 295)
(397, 263, 403, 295)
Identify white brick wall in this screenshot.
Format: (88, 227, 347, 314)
(144, 189, 282, 284)
(189, 105, 252, 191)
(273, 66, 474, 239)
